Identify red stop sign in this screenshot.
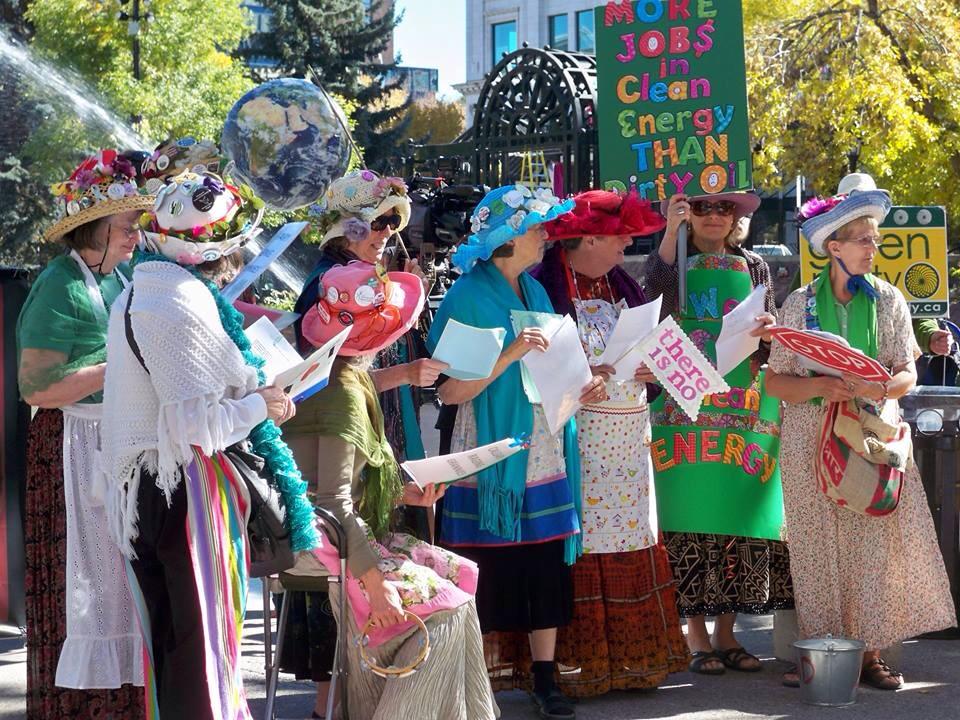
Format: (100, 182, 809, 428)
(769, 328, 892, 382)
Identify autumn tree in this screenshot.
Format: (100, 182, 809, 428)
(744, 0, 960, 242)
(404, 99, 466, 145)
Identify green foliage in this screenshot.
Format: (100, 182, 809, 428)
(26, 0, 253, 140)
(240, 0, 410, 171)
(745, 0, 960, 244)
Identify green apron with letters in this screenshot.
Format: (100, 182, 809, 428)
(650, 253, 784, 540)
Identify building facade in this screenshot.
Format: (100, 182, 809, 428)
(457, 0, 600, 126)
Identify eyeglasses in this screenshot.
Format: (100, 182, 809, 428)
(838, 233, 881, 249)
(370, 212, 402, 232)
(110, 223, 143, 240)
(689, 200, 737, 217)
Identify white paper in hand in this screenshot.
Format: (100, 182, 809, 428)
(715, 284, 767, 376)
(243, 317, 303, 385)
(401, 436, 529, 489)
(509, 310, 566, 404)
(432, 319, 506, 381)
(521, 315, 593, 435)
(276, 326, 352, 403)
(596, 296, 663, 381)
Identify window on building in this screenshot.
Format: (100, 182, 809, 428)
(491, 20, 517, 67)
(548, 14, 568, 51)
(576, 9, 595, 53)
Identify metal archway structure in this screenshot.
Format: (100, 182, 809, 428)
(411, 45, 599, 193)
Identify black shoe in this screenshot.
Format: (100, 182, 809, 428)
(532, 688, 576, 719)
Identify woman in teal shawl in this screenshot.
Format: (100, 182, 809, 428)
(768, 190, 955, 691)
(427, 184, 608, 720)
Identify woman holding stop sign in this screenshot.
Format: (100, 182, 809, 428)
(767, 189, 955, 690)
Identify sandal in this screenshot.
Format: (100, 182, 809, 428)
(688, 650, 726, 675)
(717, 646, 762, 672)
(782, 663, 800, 688)
(532, 689, 576, 719)
(860, 658, 903, 690)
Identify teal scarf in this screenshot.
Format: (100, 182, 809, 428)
(427, 261, 583, 564)
(133, 251, 319, 552)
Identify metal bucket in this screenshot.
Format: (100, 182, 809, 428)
(793, 635, 866, 706)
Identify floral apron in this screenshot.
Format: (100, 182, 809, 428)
(573, 289, 658, 554)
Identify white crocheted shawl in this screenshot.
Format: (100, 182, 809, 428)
(101, 260, 259, 556)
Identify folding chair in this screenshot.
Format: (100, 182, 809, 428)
(262, 506, 350, 720)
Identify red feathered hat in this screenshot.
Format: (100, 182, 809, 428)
(544, 189, 666, 241)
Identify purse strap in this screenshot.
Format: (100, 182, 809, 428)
(124, 287, 150, 375)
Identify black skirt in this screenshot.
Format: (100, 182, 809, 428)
(456, 539, 573, 633)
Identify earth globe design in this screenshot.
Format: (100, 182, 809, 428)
(221, 78, 351, 210)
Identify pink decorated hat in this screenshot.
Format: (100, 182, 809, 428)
(302, 261, 425, 356)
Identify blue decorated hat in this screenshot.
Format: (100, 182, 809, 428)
(451, 184, 574, 273)
(798, 190, 891, 254)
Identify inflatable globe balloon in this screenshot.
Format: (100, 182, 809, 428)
(221, 78, 351, 210)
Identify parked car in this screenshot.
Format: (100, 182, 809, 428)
(752, 243, 792, 257)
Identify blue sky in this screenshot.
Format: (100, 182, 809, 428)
(394, 0, 466, 99)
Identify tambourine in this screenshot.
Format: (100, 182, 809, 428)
(358, 611, 431, 679)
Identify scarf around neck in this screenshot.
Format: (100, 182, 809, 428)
(427, 260, 583, 564)
(813, 265, 878, 359)
(131, 250, 319, 552)
(290, 359, 402, 539)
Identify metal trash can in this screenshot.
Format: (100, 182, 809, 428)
(793, 635, 865, 706)
(900, 386, 960, 634)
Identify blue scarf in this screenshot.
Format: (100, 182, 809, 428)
(835, 256, 879, 301)
(134, 251, 319, 552)
(427, 261, 583, 564)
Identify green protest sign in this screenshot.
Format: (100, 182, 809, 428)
(650, 254, 784, 541)
(595, 0, 752, 200)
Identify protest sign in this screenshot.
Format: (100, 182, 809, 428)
(595, 0, 752, 199)
(636, 315, 729, 421)
(768, 327, 892, 382)
(800, 206, 949, 318)
(220, 221, 308, 303)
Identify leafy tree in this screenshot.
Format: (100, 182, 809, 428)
(26, 0, 253, 140)
(744, 0, 960, 243)
(403, 99, 465, 145)
(240, 0, 410, 171)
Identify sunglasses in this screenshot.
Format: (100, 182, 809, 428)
(370, 212, 402, 232)
(690, 200, 737, 217)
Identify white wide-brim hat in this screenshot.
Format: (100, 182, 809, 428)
(800, 190, 891, 254)
(837, 172, 889, 197)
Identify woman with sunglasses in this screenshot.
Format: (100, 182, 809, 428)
(287, 169, 447, 717)
(767, 191, 954, 690)
(643, 192, 794, 677)
(17, 150, 153, 719)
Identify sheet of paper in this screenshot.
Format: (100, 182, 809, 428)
(509, 309, 566, 404)
(401, 436, 529, 489)
(278, 326, 352, 403)
(715, 284, 767, 376)
(596, 296, 663, 381)
(432, 319, 506, 381)
(636, 316, 730, 422)
(220, 221, 308, 303)
(521, 315, 593, 435)
(243, 316, 303, 386)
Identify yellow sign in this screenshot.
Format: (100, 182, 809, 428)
(800, 206, 949, 317)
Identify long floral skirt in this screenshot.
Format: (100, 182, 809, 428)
(25, 408, 145, 720)
(554, 545, 689, 697)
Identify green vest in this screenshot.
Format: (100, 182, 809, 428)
(650, 254, 784, 540)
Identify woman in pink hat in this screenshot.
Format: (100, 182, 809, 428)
(287, 261, 497, 720)
(643, 192, 793, 677)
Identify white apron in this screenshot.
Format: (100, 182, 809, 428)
(573, 290, 658, 554)
(55, 254, 143, 689)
